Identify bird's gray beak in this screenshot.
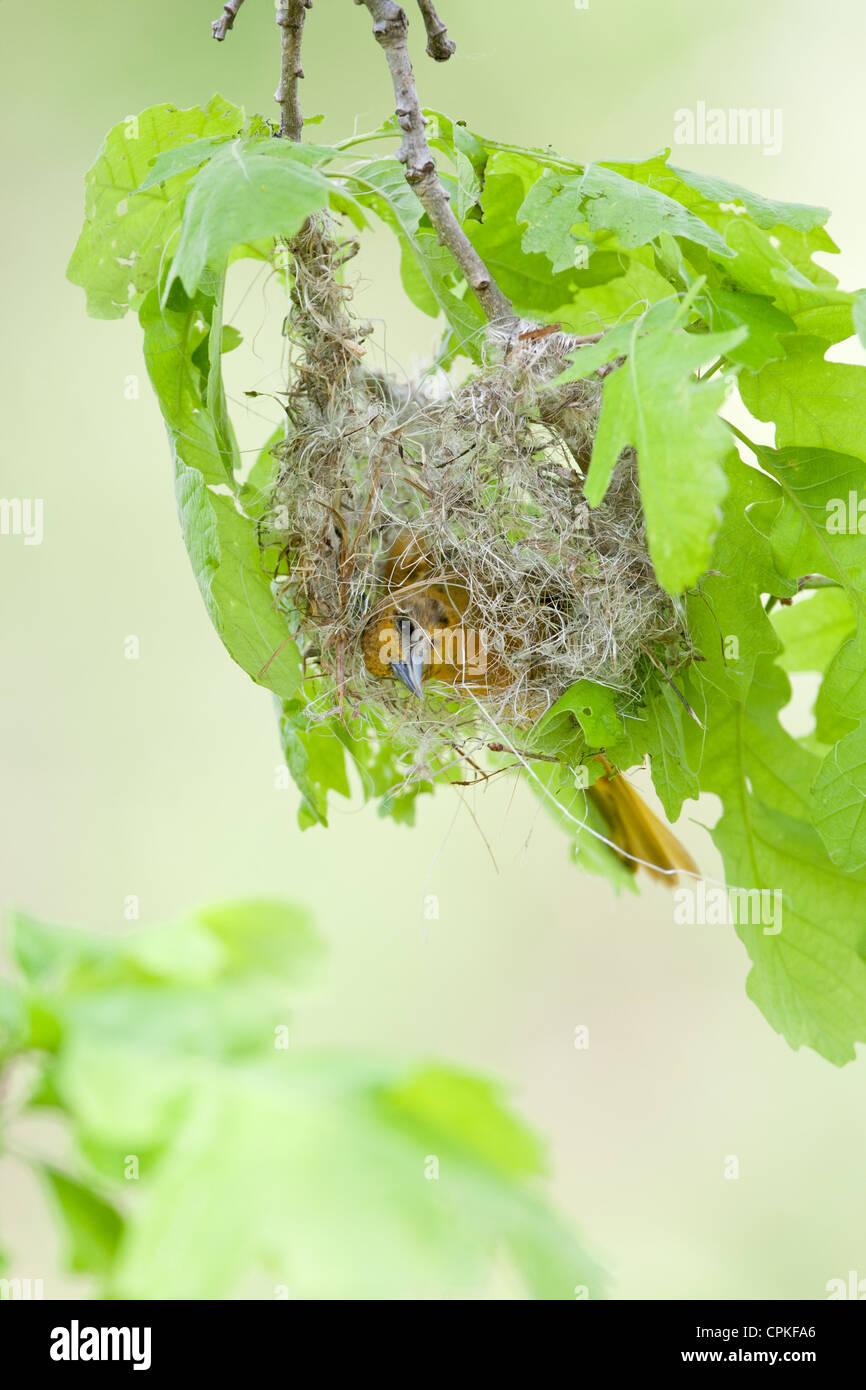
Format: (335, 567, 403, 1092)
(390, 651, 425, 698)
(391, 619, 425, 700)
(390, 616, 425, 697)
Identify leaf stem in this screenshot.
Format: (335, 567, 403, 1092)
(724, 418, 762, 456)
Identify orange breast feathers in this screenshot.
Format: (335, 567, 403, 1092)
(361, 533, 698, 885)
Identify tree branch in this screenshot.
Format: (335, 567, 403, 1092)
(211, 0, 247, 41)
(355, 0, 512, 323)
(415, 0, 455, 61)
(276, 0, 313, 140)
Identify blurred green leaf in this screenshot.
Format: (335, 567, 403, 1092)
(193, 899, 321, 983)
(42, 1168, 124, 1277)
(0, 976, 27, 1060)
(381, 1066, 544, 1178)
(9, 913, 111, 987)
(56, 1044, 598, 1301)
(2, 898, 597, 1300)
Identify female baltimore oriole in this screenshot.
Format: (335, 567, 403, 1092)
(361, 533, 698, 885)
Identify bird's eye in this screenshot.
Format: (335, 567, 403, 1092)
(395, 614, 414, 657)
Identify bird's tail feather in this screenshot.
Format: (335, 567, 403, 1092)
(587, 760, 699, 886)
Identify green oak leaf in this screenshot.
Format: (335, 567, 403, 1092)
(709, 452, 794, 599)
(755, 445, 866, 617)
(696, 289, 794, 370)
(468, 165, 585, 313)
(666, 162, 831, 236)
(140, 282, 237, 486)
(527, 164, 733, 260)
(518, 171, 598, 274)
(584, 318, 744, 593)
(67, 96, 244, 318)
(135, 135, 235, 191)
(772, 588, 855, 675)
(602, 153, 836, 290)
(687, 573, 781, 701)
(698, 658, 866, 1064)
(532, 679, 622, 752)
(812, 725, 866, 871)
(817, 625, 866, 741)
(643, 682, 701, 820)
(175, 462, 301, 700)
(741, 341, 866, 463)
(138, 283, 300, 699)
(718, 220, 845, 318)
(170, 139, 344, 296)
(278, 698, 351, 829)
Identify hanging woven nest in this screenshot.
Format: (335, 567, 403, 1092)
(258, 219, 691, 762)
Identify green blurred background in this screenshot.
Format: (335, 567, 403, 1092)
(2, 0, 866, 1299)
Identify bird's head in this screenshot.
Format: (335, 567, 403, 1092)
(362, 591, 453, 698)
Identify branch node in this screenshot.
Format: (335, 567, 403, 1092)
(211, 0, 247, 41)
(416, 1, 456, 61)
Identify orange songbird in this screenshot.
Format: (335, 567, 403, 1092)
(361, 533, 698, 885)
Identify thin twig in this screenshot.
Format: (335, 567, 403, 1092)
(276, 1, 313, 140)
(355, 0, 512, 322)
(212, 0, 247, 41)
(486, 741, 562, 764)
(415, 0, 456, 60)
